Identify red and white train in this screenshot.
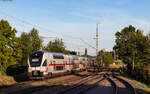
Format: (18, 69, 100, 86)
(28, 51, 89, 79)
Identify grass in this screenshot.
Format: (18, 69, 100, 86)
(121, 73, 150, 94)
(131, 79, 150, 93)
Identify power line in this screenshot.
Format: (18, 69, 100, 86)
(80, 38, 96, 50)
(40, 36, 57, 39)
(0, 10, 79, 39)
(0, 10, 96, 50)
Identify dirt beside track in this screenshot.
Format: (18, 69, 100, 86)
(0, 71, 149, 94)
(0, 71, 90, 94)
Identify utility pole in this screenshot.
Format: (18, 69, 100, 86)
(85, 48, 87, 57)
(96, 22, 101, 56)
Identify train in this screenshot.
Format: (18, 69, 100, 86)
(28, 50, 89, 79)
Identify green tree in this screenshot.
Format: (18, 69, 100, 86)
(114, 25, 150, 84)
(20, 32, 32, 66)
(97, 49, 113, 67)
(114, 25, 138, 71)
(20, 28, 43, 66)
(0, 19, 22, 74)
(29, 28, 43, 52)
(69, 51, 77, 55)
(44, 39, 69, 54)
(103, 52, 113, 67)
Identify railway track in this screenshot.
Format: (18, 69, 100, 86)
(112, 74, 136, 94)
(105, 74, 118, 94)
(105, 73, 136, 94)
(1, 71, 137, 94)
(53, 74, 105, 94)
(5, 73, 96, 94)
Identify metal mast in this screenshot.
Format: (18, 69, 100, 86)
(96, 22, 100, 56)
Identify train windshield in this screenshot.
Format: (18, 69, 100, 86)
(29, 51, 44, 67)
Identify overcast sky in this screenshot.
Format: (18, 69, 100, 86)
(0, 0, 150, 55)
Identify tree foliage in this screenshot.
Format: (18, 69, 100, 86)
(20, 28, 42, 66)
(0, 19, 22, 74)
(44, 39, 69, 54)
(0, 19, 78, 75)
(114, 25, 150, 84)
(0, 19, 43, 74)
(29, 28, 43, 52)
(97, 49, 113, 67)
(103, 52, 113, 67)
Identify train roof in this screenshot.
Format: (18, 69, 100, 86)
(30, 50, 86, 59)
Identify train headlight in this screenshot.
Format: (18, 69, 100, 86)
(28, 68, 32, 72)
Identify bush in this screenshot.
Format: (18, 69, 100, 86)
(103, 52, 113, 67)
(6, 64, 27, 76)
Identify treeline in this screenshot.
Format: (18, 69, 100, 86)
(114, 25, 150, 85)
(97, 49, 113, 67)
(0, 19, 76, 75)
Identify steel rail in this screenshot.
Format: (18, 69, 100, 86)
(54, 74, 104, 94)
(105, 74, 118, 94)
(112, 75, 136, 94)
(7, 73, 93, 94)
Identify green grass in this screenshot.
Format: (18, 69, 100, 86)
(121, 73, 150, 94)
(132, 79, 150, 93)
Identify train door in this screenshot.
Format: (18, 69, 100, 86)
(41, 59, 48, 76)
(69, 58, 71, 70)
(48, 59, 53, 75)
(72, 60, 75, 69)
(65, 60, 70, 72)
(53, 60, 56, 73)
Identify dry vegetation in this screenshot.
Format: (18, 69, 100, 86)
(0, 76, 16, 87)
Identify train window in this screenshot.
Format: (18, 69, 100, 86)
(53, 55, 64, 59)
(56, 66, 64, 70)
(42, 59, 47, 66)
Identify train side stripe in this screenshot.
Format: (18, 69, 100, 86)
(49, 64, 72, 66)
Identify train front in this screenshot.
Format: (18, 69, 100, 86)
(28, 51, 48, 79)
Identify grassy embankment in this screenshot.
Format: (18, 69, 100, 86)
(121, 73, 150, 94)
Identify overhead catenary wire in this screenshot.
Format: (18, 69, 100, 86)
(0, 10, 96, 51)
(80, 38, 96, 50)
(0, 10, 80, 39)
